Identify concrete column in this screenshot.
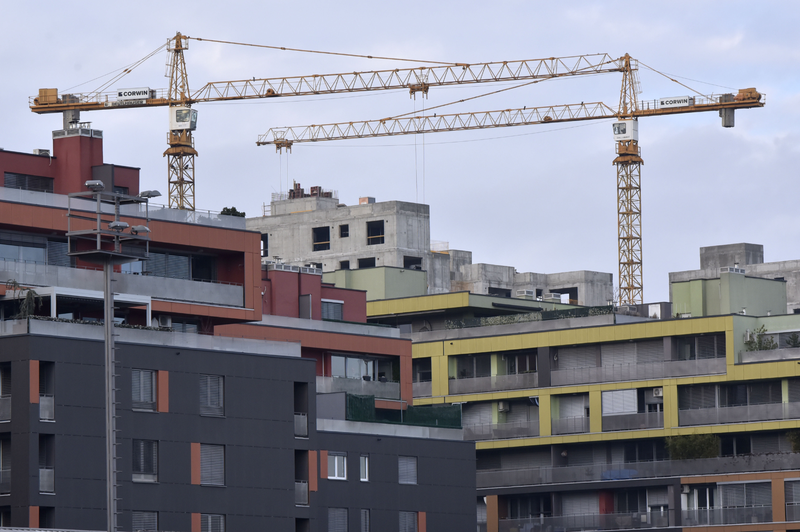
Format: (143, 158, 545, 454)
(662, 383, 680, 428)
(539, 394, 552, 437)
(589, 390, 602, 433)
(538, 346, 551, 387)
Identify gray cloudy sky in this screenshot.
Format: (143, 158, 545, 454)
(3, 1, 798, 303)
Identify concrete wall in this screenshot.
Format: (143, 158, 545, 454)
(323, 267, 428, 301)
(700, 243, 764, 270)
(672, 274, 786, 318)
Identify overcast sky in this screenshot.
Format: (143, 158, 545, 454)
(3, 1, 798, 303)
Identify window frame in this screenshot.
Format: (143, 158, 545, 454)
(322, 299, 344, 321)
(366, 220, 384, 246)
(328, 508, 348, 532)
(328, 452, 347, 481)
(398, 455, 418, 485)
(132, 439, 158, 483)
(399, 511, 418, 532)
(200, 375, 225, 417)
(132, 510, 158, 532)
(200, 444, 225, 486)
(312, 226, 331, 252)
(200, 513, 225, 532)
(360, 454, 369, 482)
(132, 369, 157, 412)
(339, 224, 349, 238)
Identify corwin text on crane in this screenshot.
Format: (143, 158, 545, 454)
(117, 87, 152, 101)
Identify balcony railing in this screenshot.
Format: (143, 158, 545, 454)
(464, 420, 539, 441)
(448, 372, 538, 395)
(39, 467, 54, 493)
(551, 358, 726, 386)
(316, 376, 400, 400)
(39, 394, 54, 421)
(294, 412, 308, 437)
(679, 402, 800, 426)
(681, 506, 772, 526)
(0, 469, 9, 494)
(602, 411, 663, 432)
(295, 480, 309, 506)
(476, 453, 800, 489)
(0, 396, 9, 421)
(551, 415, 589, 435)
(499, 510, 673, 532)
(412, 380, 432, 397)
(786, 503, 800, 521)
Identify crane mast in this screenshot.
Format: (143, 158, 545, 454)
(164, 33, 197, 210)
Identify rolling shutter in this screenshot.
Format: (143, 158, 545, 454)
(787, 481, 800, 504)
(200, 375, 224, 416)
(201, 514, 224, 532)
(462, 403, 493, 426)
(132, 511, 158, 532)
(200, 444, 224, 486)
(559, 395, 588, 418)
(678, 384, 716, 410)
(562, 492, 599, 515)
(602, 343, 636, 367)
(398, 456, 417, 484)
(647, 487, 669, 507)
(602, 389, 637, 415)
(399, 511, 417, 532)
(637, 340, 663, 364)
(506, 401, 533, 423)
(557, 346, 599, 369)
(501, 450, 550, 470)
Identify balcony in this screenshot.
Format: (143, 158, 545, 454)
(294, 412, 308, 437)
(295, 480, 309, 506)
(786, 503, 800, 521)
(464, 420, 539, 441)
(39, 467, 54, 493)
(39, 394, 54, 421)
(0, 396, 9, 421)
(681, 506, 771, 526)
(476, 453, 800, 489)
(412, 380, 432, 398)
(316, 376, 400, 400)
(0, 469, 9, 494)
(448, 372, 538, 395)
(551, 358, 726, 386)
(602, 411, 663, 432)
(551, 415, 589, 435)
(499, 510, 673, 532)
(679, 402, 800, 426)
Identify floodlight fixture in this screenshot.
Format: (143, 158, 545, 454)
(139, 190, 162, 199)
(108, 221, 129, 232)
(130, 225, 151, 235)
(85, 180, 105, 192)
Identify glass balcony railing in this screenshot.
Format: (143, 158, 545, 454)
(602, 411, 663, 432)
(551, 415, 589, 435)
(0, 396, 9, 421)
(412, 380, 432, 398)
(679, 402, 800, 426)
(551, 358, 726, 386)
(464, 420, 539, 441)
(39, 394, 54, 421)
(0, 469, 9, 494)
(499, 510, 673, 531)
(294, 412, 308, 437)
(448, 372, 538, 395)
(786, 503, 800, 521)
(295, 480, 309, 506)
(681, 506, 771, 526)
(316, 376, 400, 400)
(39, 467, 54, 493)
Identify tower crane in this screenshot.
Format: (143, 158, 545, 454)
(256, 55, 765, 306)
(29, 32, 623, 210)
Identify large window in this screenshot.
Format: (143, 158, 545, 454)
(366, 221, 384, 245)
(132, 369, 156, 411)
(4, 172, 54, 193)
(360, 509, 369, 532)
(398, 456, 417, 485)
(330, 355, 396, 382)
(399, 511, 418, 532)
(200, 375, 224, 416)
(133, 440, 158, 483)
(200, 514, 224, 532)
(200, 444, 225, 486)
(313, 227, 331, 251)
(328, 452, 347, 480)
(132, 511, 158, 532)
(322, 300, 344, 321)
(328, 508, 348, 532)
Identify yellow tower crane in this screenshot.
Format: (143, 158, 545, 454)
(256, 55, 765, 306)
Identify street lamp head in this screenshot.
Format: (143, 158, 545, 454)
(139, 190, 162, 199)
(85, 180, 105, 192)
(130, 225, 151, 235)
(108, 221, 129, 232)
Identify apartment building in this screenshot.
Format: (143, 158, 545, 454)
(368, 291, 800, 532)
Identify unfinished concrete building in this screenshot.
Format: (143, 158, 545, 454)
(247, 184, 613, 306)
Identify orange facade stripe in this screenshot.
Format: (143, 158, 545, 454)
(29, 506, 39, 528)
(487, 495, 499, 532)
(157, 371, 169, 413)
(319, 450, 328, 480)
(190, 442, 201, 485)
(309, 451, 318, 492)
(418, 511, 426, 532)
(29, 360, 39, 404)
(191, 513, 201, 532)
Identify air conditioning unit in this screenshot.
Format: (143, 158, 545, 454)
(652, 387, 663, 398)
(516, 289, 535, 297)
(158, 315, 172, 328)
(497, 401, 510, 413)
(33, 149, 50, 156)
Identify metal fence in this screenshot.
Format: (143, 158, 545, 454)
(39, 395, 54, 421)
(551, 416, 590, 435)
(449, 372, 538, 395)
(681, 506, 772, 525)
(499, 510, 672, 531)
(551, 358, 726, 386)
(602, 411, 663, 432)
(679, 402, 800, 426)
(464, 420, 539, 441)
(316, 376, 400, 400)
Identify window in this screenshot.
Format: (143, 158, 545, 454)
(133, 440, 158, 482)
(132, 511, 158, 532)
(328, 452, 347, 480)
(366, 221, 384, 245)
(39, 434, 54, 493)
(39, 361, 55, 421)
(132, 369, 156, 411)
(398, 456, 417, 485)
(340, 225, 349, 238)
(4, 172, 54, 193)
(328, 508, 347, 532)
(360, 509, 369, 532)
(399, 511, 418, 532)
(200, 514, 225, 532)
(200, 444, 225, 486)
(200, 375, 224, 416)
(0, 364, 10, 422)
(313, 227, 331, 251)
(360, 455, 369, 482)
(260, 234, 268, 257)
(339, 260, 350, 270)
(403, 256, 422, 270)
(0, 438, 9, 494)
(322, 300, 344, 321)
(358, 257, 376, 269)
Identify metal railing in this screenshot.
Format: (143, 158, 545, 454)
(294, 412, 308, 437)
(448, 372, 538, 395)
(499, 510, 673, 531)
(679, 401, 800, 426)
(681, 506, 771, 526)
(464, 420, 540, 441)
(39, 467, 54, 493)
(602, 411, 663, 432)
(787, 503, 800, 521)
(551, 358, 726, 386)
(295, 480, 309, 506)
(476, 453, 800, 489)
(412, 380, 432, 397)
(316, 376, 400, 400)
(39, 394, 54, 421)
(551, 415, 590, 435)
(0, 396, 10, 421)
(0, 469, 9, 494)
